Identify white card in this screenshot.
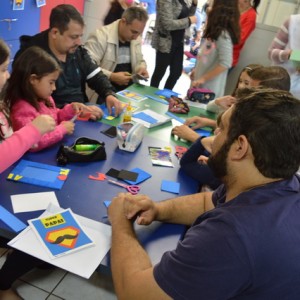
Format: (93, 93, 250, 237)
(11, 191, 59, 213)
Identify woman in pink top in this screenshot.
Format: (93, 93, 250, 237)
(232, 0, 261, 67)
(4, 46, 102, 152)
(0, 40, 56, 173)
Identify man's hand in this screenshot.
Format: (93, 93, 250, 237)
(215, 95, 236, 110)
(105, 95, 122, 116)
(184, 116, 216, 130)
(110, 71, 132, 86)
(108, 193, 157, 226)
(171, 125, 200, 143)
(137, 67, 149, 79)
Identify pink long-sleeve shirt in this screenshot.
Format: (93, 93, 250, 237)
(0, 112, 42, 173)
(11, 96, 75, 152)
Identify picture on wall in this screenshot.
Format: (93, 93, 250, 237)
(13, 0, 25, 10)
(36, 0, 46, 8)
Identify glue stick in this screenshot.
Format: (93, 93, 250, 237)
(74, 144, 99, 151)
(123, 102, 132, 122)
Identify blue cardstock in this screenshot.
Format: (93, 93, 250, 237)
(161, 180, 180, 194)
(133, 112, 158, 124)
(0, 205, 27, 232)
(123, 168, 152, 185)
(7, 160, 70, 190)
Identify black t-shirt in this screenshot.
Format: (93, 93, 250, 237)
(171, 0, 189, 46)
(113, 41, 132, 91)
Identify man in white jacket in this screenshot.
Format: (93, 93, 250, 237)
(85, 6, 149, 92)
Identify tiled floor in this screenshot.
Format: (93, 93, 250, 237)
(0, 44, 191, 300)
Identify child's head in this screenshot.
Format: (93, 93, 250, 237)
(5, 46, 61, 111)
(250, 66, 291, 91)
(233, 64, 263, 95)
(0, 39, 10, 92)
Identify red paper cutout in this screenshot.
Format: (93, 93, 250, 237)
(88, 173, 106, 181)
(57, 175, 67, 181)
(175, 146, 188, 159)
(77, 112, 92, 121)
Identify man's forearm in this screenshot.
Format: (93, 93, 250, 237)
(111, 218, 152, 298)
(156, 191, 214, 225)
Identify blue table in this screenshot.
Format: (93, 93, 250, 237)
(0, 120, 199, 265)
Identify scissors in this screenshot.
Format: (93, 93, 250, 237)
(108, 180, 140, 195)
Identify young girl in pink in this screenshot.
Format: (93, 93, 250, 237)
(4, 46, 101, 152)
(0, 40, 56, 173)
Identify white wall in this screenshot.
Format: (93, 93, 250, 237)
(83, 0, 111, 42)
(224, 23, 279, 95)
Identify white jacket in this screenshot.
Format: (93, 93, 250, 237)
(85, 20, 147, 79)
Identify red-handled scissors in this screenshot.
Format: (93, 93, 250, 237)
(108, 180, 140, 195)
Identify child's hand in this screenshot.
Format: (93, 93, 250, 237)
(215, 95, 236, 110)
(71, 102, 103, 120)
(31, 115, 56, 135)
(84, 105, 103, 120)
(61, 121, 75, 135)
(71, 102, 87, 114)
(192, 77, 205, 87)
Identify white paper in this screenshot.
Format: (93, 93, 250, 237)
(8, 204, 112, 279)
(185, 100, 207, 109)
(11, 191, 60, 213)
(132, 109, 171, 128)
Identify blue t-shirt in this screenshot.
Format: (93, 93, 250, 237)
(154, 175, 300, 299)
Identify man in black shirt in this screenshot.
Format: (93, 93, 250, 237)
(14, 4, 122, 116)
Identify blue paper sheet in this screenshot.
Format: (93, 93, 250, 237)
(145, 94, 169, 105)
(133, 112, 158, 124)
(155, 89, 179, 98)
(0, 205, 27, 232)
(123, 168, 152, 185)
(103, 200, 111, 208)
(161, 180, 180, 194)
(166, 111, 212, 137)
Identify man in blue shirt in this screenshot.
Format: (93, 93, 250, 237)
(108, 88, 300, 299)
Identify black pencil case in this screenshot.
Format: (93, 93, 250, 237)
(57, 137, 106, 165)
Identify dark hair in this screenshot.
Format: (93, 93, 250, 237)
(251, 0, 261, 12)
(122, 6, 149, 23)
(0, 39, 10, 65)
(4, 46, 61, 111)
(203, 0, 240, 45)
(0, 39, 11, 138)
(50, 4, 84, 34)
(250, 66, 291, 91)
(227, 88, 300, 179)
(232, 63, 263, 95)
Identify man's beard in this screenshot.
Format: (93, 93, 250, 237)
(207, 141, 231, 180)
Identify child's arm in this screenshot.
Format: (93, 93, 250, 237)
(11, 100, 69, 152)
(0, 114, 55, 173)
(0, 123, 41, 173)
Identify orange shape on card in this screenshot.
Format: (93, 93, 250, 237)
(57, 175, 67, 181)
(88, 173, 106, 181)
